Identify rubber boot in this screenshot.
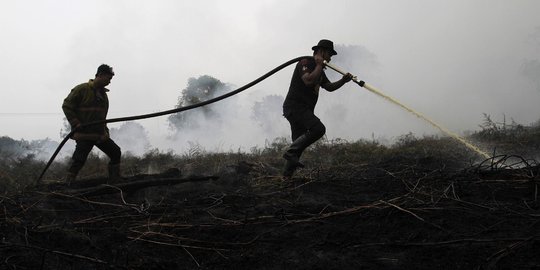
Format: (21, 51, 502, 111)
(282, 123, 326, 178)
(108, 164, 122, 183)
(281, 134, 313, 178)
(282, 134, 310, 169)
(282, 160, 298, 179)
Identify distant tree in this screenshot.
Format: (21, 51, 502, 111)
(0, 136, 28, 160)
(0, 136, 58, 161)
(168, 75, 232, 131)
(28, 138, 59, 160)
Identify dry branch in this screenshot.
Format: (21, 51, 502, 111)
(65, 175, 219, 197)
(353, 237, 539, 248)
(1, 240, 112, 266)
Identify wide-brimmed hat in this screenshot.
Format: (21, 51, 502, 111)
(312, 39, 337, 56)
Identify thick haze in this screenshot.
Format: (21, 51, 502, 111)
(1, 0, 540, 154)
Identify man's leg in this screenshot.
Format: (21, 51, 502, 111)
(283, 121, 326, 167)
(282, 110, 326, 177)
(96, 139, 122, 182)
(66, 140, 95, 183)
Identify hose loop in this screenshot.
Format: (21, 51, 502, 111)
(37, 56, 311, 182)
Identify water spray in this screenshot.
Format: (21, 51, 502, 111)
(323, 60, 490, 159)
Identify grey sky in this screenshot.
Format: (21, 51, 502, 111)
(1, 0, 539, 153)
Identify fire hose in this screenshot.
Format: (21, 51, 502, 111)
(37, 56, 311, 182)
(38, 56, 490, 182)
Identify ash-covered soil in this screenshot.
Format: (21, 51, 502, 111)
(1, 156, 539, 270)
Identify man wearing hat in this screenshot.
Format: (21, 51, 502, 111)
(62, 64, 122, 183)
(282, 39, 353, 178)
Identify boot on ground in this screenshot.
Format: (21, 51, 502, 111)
(108, 164, 123, 183)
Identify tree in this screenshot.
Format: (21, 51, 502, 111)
(0, 136, 28, 160)
(0, 136, 58, 161)
(168, 75, 232, 131)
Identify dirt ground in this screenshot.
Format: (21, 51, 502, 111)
(1, 156, 539, 270)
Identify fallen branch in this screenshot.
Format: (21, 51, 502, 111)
(353, 237, 539, 248)
(0, 240, 115, 267)
(65, 176, 219, 197)
(484, 236, 537, 270)
(286, 197, 402, 224)
(380, 200, 425, 222)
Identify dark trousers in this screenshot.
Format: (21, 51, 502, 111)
(68, 139, 121, 174)
(284, 109, 326, 157)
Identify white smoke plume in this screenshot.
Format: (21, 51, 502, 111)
(109, 121, 151, 156)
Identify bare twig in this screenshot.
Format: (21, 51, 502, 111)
(65, 176, 218, 197)
(1, 240, 112, 265)
(353, 237, 537, 248)
(484, 236, 537, 270)
(380, 200, 425, 222)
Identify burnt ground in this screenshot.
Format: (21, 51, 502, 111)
(1, 156, 539, 270)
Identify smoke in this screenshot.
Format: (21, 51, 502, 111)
(521, 25, 540, 92)
(521, 60, 540, 92)
(2, 1, 540, 157)
(330, 44, 380, 81)
(0, 136, 60, 161)
(109, 122, 151, 156)
(251, 94, 287, 139)
(166, 75, 290, 153)
(0, 122, 151, 163)
(57, 119, 151, 157)
(308, 43, 412, 143)
(161, 42, 414, 154)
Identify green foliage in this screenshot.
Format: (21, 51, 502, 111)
(390, 134, 474, 167)
(250, 137, 289, 156)
(470, 114, 540, 156)
(0, 153, 47, 193)
(472, 114, 526, 142)
(306, 137, 388, 165)
(121, 148, 179, 175)
(0, 136, 29, 159)
(0, 136, 61, 193)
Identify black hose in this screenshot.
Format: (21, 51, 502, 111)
(37, 56, 311, 182)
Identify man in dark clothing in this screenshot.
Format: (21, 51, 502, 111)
(62, 64, 122, 183)
(282, 39, 353, 178)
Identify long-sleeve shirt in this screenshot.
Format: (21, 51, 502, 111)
(62, 79, 110, 141)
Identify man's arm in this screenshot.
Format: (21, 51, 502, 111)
(322, 73, 354, 92)
(62, 87, 82, 128)
(301, 53, 325, 86)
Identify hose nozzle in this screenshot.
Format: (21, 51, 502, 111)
(323, 60, 364, 86)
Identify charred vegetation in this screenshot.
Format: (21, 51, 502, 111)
(1, 121, 539, 269)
